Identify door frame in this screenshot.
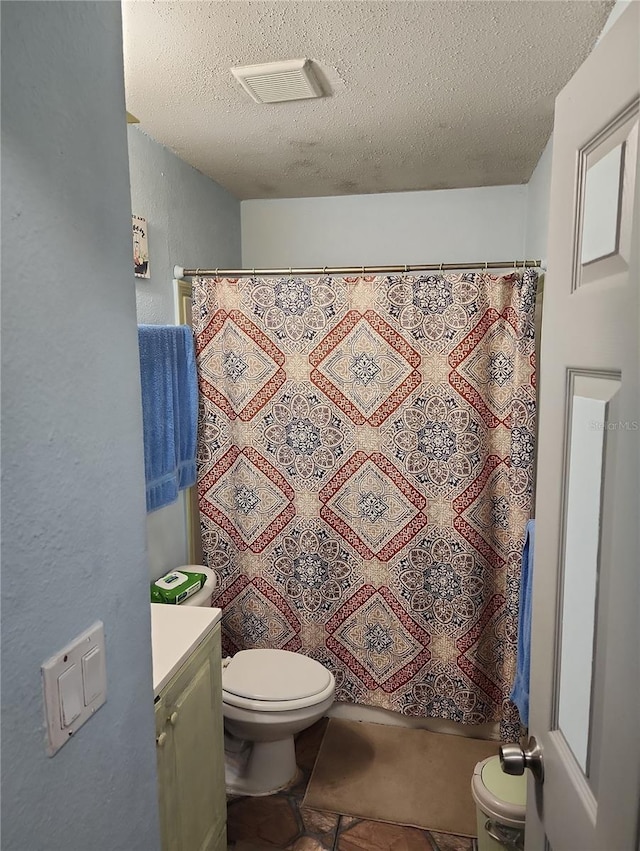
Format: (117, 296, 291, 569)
(176, 277, 204, 566)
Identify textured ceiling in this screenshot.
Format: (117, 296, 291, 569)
(122, 1, 613, 200)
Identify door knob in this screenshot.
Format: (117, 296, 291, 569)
(168, 712, 179, 726)
(500, 735, 544, 782)
(156, 731, 167, 748)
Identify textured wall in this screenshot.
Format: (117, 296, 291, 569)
(128, 126, 241, 580)
(1, 4, 160, 849)
(525, 137, 554, 263)
(242, 185, 528, 267)
(129, 125, 241, 325)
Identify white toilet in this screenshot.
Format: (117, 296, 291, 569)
(180, 565, 336, 796)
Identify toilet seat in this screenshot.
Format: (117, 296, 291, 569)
(222, 649, 335, 712)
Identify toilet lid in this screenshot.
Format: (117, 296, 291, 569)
(223, 649, 332, 701)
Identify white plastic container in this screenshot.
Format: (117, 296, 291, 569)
(471, 755, 526, 851)
(176, 565, 217, 607)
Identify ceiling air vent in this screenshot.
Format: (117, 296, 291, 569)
(231, 59, 323, 104)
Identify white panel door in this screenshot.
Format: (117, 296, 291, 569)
(526, 5, 639, 850)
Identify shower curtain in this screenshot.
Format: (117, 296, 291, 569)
(193, 269, 537, 741)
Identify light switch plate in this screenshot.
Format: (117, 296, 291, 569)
(42, 621, 107, 756)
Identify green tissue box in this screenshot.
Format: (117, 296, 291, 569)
(151, 570, 206, 605)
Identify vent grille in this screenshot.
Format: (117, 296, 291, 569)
(231, 59, 323, 104)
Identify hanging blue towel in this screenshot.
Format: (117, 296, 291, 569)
(138, 325, 198, 512)
(510, 519, 535, 727)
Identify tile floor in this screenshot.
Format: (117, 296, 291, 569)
(226, 720, 475, 851)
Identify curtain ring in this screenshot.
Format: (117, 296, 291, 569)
(215, 268, 219, 279)
(484, 261, 488, 272)
(404, 264, 408, 274)
(361, 265, 365, 276)
(289, 267, 293, 277)
(323, 266, 327, 276)
(252, 268, 256, 277)
(439, 262, 443, 273)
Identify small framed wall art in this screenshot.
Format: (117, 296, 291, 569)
(132, 215, 150, 278)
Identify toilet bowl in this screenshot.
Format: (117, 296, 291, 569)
(177, 565, 219, 608)
(179, 566, 336, 796)
(222, 648, 335, 796)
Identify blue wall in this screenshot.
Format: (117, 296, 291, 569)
(130, 126, 241, 325)
(1, 3, 160, 848)
(128, 126, 241, 580)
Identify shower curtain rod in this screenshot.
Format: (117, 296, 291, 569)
(173, 260, 542, 279)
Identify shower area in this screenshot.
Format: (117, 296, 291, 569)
(191, 263, 539, 742)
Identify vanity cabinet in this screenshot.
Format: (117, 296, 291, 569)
(155, 622, 226, 851)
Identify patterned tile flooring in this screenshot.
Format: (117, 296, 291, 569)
(226, 720, 475, 851)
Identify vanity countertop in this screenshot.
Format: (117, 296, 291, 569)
(151, 603, 222, 697)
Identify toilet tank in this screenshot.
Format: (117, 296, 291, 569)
(177, 566, 217, 607)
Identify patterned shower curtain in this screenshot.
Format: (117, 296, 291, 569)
(193, 270, 537, 741)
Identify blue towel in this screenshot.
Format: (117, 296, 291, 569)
(510, 519, 535, 727)
(138, 325, 198, 512)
